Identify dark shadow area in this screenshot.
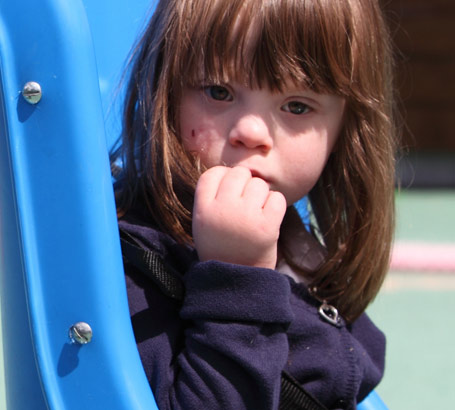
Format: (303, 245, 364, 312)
(57, 342, 82, 377)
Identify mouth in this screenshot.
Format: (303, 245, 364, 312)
(224, 164, 271, 184)
(249, 169, 270, 184)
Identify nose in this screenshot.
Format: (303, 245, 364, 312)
(228, 114, 273, 153)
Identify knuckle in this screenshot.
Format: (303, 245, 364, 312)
(232, 165, 252, 177)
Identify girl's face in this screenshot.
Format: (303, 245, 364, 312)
(179, 81, 345, 205)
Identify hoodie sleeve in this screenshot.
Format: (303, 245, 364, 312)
(126, 259, 294, 410)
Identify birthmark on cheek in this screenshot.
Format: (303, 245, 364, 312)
(191, 129, 196, 138)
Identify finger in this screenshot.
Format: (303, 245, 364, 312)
(195, 166, 230, 206)
(215, 166, 252, 202)
(242, 177, 271, 208)
(262, 190, 287, 221)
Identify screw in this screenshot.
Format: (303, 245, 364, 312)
(69, 322, 93, 345)
(22, 81, 42, 104)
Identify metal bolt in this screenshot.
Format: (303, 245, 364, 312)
(22, 81, 42, 104)
(69, 322, 93, 345)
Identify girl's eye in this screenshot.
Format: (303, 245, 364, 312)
(205, 85, 233, 101)
(282, 101, 310, 115)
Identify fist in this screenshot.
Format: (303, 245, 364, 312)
(192, 166, 287, 269)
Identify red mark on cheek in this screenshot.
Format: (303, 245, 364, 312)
(191, 129, 195, 137)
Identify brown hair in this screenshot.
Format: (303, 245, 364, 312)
(112, 0, 398, 321)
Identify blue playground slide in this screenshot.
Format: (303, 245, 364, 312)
(0, 1, 387, 409)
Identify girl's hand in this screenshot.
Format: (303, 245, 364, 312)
(193, 166, 287, 269)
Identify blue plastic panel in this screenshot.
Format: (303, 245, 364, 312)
(82, 0, 155, 147)
(0, 0, 157, 409)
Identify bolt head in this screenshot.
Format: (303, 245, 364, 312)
(69, 322, 93, 344)
(22, 81, 42, 104)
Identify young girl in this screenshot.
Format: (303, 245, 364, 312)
(112, 0, 397, 408)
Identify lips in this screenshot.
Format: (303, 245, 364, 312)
(225, 164, 271, 184)
(249, 169, 270, 184)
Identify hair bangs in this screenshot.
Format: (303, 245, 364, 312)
(177, 0, 355, 95)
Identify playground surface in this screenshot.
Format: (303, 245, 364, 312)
(368, 189, 455, 409)
(1, 188, 454, 408)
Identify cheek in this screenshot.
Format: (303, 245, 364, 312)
(179, 95, 202, 151)
(181, 127, 219, 168)
(281, 143, 332, 203)
(181, 127, 203, 154)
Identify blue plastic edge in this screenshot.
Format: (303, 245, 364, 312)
(0, 23, 49, 410)
(358, 390, 389, 410)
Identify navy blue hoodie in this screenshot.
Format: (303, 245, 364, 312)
(119, 216, 385, 410)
